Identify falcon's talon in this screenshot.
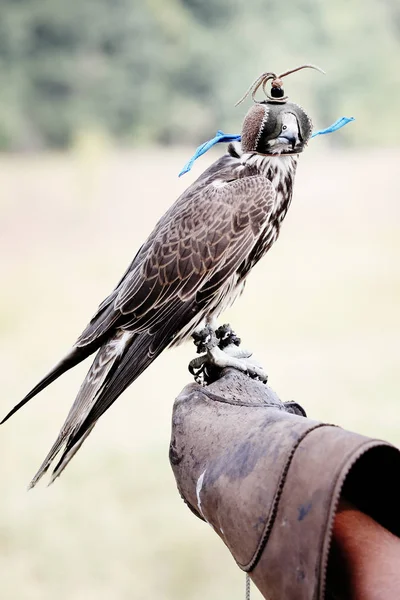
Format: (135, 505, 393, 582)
(188, 344, 268, 385)
(188, 355, 206, 374)
(191, 363, 207, 385)
(188, 354, 222, 386)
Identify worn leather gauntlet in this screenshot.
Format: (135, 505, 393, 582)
(169, 369, 400, 600)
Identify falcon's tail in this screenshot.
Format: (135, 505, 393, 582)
(29, 328, 168, 488)
(1, 345, 97, 425)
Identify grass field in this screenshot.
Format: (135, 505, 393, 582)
(0, 146, 399, 599)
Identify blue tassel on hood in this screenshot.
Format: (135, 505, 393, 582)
(179, 117, 354, 177)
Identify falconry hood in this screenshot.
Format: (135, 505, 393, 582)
(179, 65, 353, 176)
(238, 65, 323, 155)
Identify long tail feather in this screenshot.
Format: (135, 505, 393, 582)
(47, 425, 95, 487)
(28, 302, 196, 487)
(29, 330, 135, 488)
(40, 333, 162, 485)
(46, 317, 189, 482)
(29, 424, 95, 489)
(28, 429, 69, 489)
(1, 345, 94, 425)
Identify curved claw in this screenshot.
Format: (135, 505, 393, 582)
(188, 355, 206, 375)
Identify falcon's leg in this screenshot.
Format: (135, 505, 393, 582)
(189, 324, 268, 385)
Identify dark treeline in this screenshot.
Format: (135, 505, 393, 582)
(0, 0, 398, 150)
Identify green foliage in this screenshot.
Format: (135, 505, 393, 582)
(0, 0, 398, 149)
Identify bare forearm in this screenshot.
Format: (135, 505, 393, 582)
(330, 500, 400, 600)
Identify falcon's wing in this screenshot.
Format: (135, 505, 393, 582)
(77, 170, 276, 346)
(2, 159, 277, 485)
(39, 172, 276, 480)
(1, 157, 275, 431)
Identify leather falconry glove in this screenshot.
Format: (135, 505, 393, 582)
(169, 369, 400, 600)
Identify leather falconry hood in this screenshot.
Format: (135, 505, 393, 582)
(238, 65, 322, 154)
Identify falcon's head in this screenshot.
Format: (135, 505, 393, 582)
(240, 101, 312, 156)
(237, 65, 322, 156)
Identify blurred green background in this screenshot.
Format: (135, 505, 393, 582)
(0, 0, 400, 149)
(0, 2, 399, 600)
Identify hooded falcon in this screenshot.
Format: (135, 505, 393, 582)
(2, 66, 317, 486)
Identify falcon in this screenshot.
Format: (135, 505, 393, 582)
(2, 66, 316, 486)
